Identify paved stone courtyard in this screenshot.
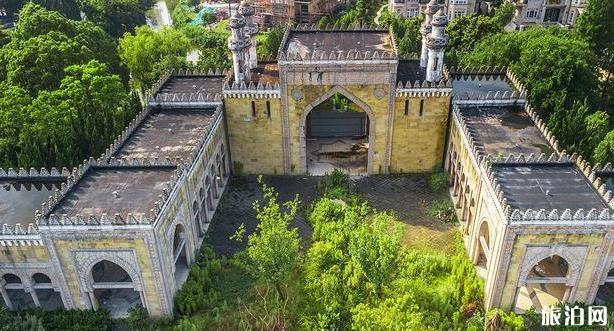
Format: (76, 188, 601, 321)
(207, 174, 456, 256)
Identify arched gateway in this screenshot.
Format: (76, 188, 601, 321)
(300, 86, 375, 175)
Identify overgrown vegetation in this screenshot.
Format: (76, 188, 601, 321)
(0, 307, 113, 331)
(151, 171, 485, 330)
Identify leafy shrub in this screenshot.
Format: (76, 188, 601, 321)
(427, 199, 457, 223)
(485, 308, 525, 330)
(428, 171, 450, 193)
(174, 263, 222, 315)
(126, 304, 148, 330)
(317, 169, 349, 195)
(174, 246, 224, 316)
(10, 308, 112, 331)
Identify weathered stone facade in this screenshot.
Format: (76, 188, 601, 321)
(0, 2, 612, 319)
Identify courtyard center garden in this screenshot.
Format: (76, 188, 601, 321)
(128, 171, 546, 330)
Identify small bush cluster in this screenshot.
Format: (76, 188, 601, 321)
(174, 248, 223, 316)
(1, 307, 112, 331)
(428, 199, 458, 223)
(429, 171, 450, 193)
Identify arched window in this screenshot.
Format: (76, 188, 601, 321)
(476, 221, 490, 269)
(2, 273, 35, 310)
(514, 255, 571, 313)
(172, 224, 189, 286)
(32, 273, 63, 310)
(91, 260, 142, 318)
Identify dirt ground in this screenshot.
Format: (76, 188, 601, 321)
(350, 175, 457, 253)
(206, 174, 457, 257)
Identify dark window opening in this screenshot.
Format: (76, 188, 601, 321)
(404, 99, 409, 116)
(419, 99, 424, 116)
(251, 101, 256, 118)
(266, 100, 271, 118)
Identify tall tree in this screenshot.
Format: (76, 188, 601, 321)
(18, 60, 134, 167)
(80, 0, 155, 38)
(576, 0, 614, 57)
(118, 26, 191, 90)
(244, 176, 300, 299)
(1, 3, 121, 94)
(0, 84, 31, 168)
(593, 130, 614, 164)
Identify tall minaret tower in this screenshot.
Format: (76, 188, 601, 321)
(425, 8, 448, 82)
(420, 0, 440, 68)
(238, 1, 258, 70)
(228, 11, 251, 83)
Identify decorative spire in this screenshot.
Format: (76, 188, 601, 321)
(228, 11, 250, 83)
(425, 8, 448, 82)
(420, 0, 441, 68)
(238, 0, 259, 70)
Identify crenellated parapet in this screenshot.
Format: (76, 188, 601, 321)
(453, 90, 527, 105)
(575, 159, 614, 209)
(0, 167, 69, 180)
(395, 79, 452, 97)
(486, 152, 573, 165)
(508, 208, 614, 224)
(523, 104, 562, 154)
(98, 106, 152, 162)
(278, 24, 397, 63)
(149, 92, 223, 106)
(0, 223, 42, 247)
(451, 104, 488, 166)
(279, 48, 397, 62)
(146, 68, 228, 107)
(448, 65, 508, 76)
(223, 80, 281, 99)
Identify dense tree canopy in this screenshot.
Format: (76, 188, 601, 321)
(379, 10, 422, 58)
(79, 0, 154, 38)
(594, 130, 614, 164)
(256, 26, 284, 59)
(0, 4, 137, 168)
(576, 0, 614, 57)
(1, 3, 121, 94)
(16, 60, 137, 167)
(2, 0, 81, 20)
(118, 26, 191, 90)
(459, 26, 608, 160)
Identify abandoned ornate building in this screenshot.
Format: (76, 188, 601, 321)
(0, 0, 612, 318)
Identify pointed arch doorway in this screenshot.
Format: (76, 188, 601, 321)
(300, 86, 375, 175)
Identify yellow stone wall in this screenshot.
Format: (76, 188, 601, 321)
(499, 233, 606, 310)
(390, 95, 450, 173)
(287, 84, 390, 174)
(225, 97, 284, 175)
(0, 245, 48, 263)
(53, 237, 163, 316)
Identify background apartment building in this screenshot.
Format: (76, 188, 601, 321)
(388, 0, 586, 26)
(255, 0, 349, 27)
